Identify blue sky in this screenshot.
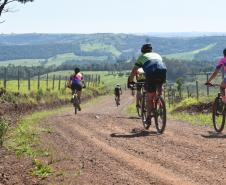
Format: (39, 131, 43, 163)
(1, 0, 226, 33)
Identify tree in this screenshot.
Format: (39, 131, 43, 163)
(0, 0, 33, 18)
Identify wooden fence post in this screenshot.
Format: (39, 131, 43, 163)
(28, 70, 31, 91)
(196, 80, 199, 101)
(52, 75, 55, 91)
(91, 75, 94, 86)
(58, 75, 61, 92)
(37, 71, 40, 90)
(65, 76, 67, 89)
(17, 67, 20, 91)
(168, 89, 170, 108)
(187, 86, 190, 98)
(4, 67, 7, 89)
(98, 75, 101, 84)
(46, 73, 49, 90)
(207, 73, 209, 96)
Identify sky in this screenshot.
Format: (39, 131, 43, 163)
(1, 0, 226, 34)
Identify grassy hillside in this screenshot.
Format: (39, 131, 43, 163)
(0, 34, 226, 66)
(165, 43, 216, 60)
(0, 53, 108, 67)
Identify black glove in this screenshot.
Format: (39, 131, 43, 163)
(127, 81, 135, 89)
(204, 82, 212, 86)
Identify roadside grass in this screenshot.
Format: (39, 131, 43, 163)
(0, 118, 8, 146)
(168, 112, 212, 126)
(7, 106, 70, 177)
(125, 101, 137, 116)
(32, 159, 53, 177)
(168, 96, 213, 127)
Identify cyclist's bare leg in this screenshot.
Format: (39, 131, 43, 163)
(156, 84, 163, 96)
(77, 91, 81, 103)
(146, 92, 156, 116)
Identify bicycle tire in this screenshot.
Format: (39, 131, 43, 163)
(154, 96, 166, 134)
(136, 98, 142, 117)
(136, 103, 141, 117)
(73, 95, 79, 115)
(212, 97, 225, 133)
(141, 93, 151, 129)
(115, 97, 120, 106)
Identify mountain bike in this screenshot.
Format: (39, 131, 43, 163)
(132, 82, 167, 133)
(205, 83, 226, 132)
(72, 90, 81, 115)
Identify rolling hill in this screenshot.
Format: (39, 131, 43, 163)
(0, 33, 226, 67)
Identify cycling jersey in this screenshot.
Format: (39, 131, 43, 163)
(114, 87, 121, 96)
(216, 57, 226, 72)
(135, 52, 167, 78)
(70, 72, 83, 92)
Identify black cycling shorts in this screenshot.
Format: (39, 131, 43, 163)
(144, 75, 165, 93)
(136, 79, 145, 91)
(71, 82, 83, 92)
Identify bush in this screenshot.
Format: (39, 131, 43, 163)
(36, 89, 44, 101)
(0, 118, 8, 146)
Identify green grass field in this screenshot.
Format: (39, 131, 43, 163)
(80, 43, 121, 57)
(36, 70, 129, 91)
(45, 53, 108, 67)
(0, 59, 44, 67)
(0, 53, 108, 67)
(164, 43, 216, 60)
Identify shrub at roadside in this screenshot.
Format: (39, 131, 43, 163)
(0, 118, 8, 146)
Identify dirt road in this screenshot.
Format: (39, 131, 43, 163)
(39, 92, 226, 185)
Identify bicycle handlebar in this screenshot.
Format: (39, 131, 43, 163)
(205, 83, 221, 87)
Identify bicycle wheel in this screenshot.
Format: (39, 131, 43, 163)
(136, 100, 141, 117)
(212, 97, 225, 133)
(154, 96, 166, 134)
(73, 95, 79, 115)
(141, 93, 151, 129)
(115, 97, 119, 106)
(136, 97, 142, 117)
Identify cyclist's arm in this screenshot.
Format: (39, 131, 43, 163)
(207, 68, 220, 83)
(129, 66, 139, 82)
(67, 75, 73, 88)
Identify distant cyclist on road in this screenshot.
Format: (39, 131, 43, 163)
(68, 67, 85, 111)
(206, 48, 226, 95)
(114, 84, 122, 105)
(128, 43, 167, 122)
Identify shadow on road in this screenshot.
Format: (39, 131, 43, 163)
(115, 116, 141, 120)
(201, 131, 226, 139)
(110, 128, 159, 138)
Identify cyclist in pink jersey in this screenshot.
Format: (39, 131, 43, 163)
(68, 68, 85, 110)
(206, 48, 226, 92)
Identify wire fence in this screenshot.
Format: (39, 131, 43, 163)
(0, 68, 101, 94)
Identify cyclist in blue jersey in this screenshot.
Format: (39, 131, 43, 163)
(128, 43, 167, 122)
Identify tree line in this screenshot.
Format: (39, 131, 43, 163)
(0, 57, 216, 81)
